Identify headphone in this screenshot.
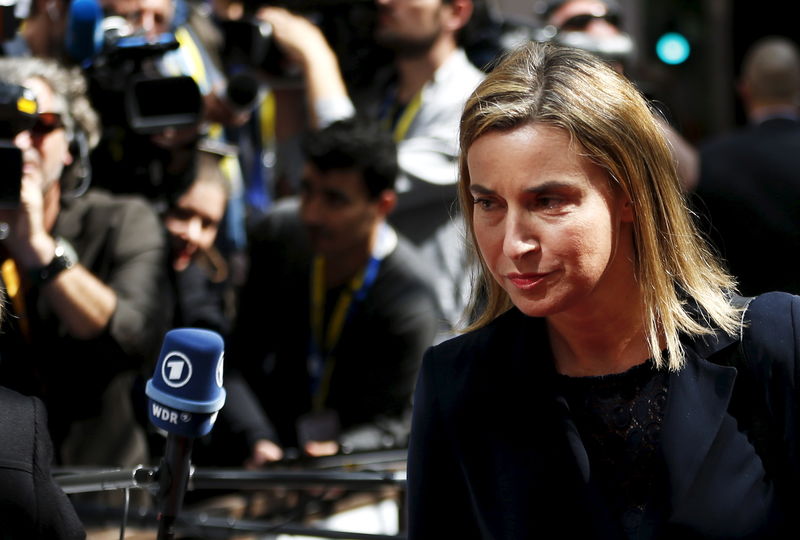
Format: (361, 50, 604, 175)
(61, 128, 92, 199)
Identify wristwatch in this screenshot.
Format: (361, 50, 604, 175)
(28, 237, 78, 285)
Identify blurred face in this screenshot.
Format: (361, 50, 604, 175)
(467, 123, 635, 320)
(374, 0, 447, 57)
(548, 0, 620, 39)
(164, 180, 227, 271)
(13, 77, 72, 192)
(299, 164, 382, 260)
(111, 0, 174, 40)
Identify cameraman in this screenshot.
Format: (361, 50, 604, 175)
(0, 57, 171, 467)
(99, 0, 252, 268)
(107, 0, 251, 128)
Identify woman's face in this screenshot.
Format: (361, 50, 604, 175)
(467, 123, 636, 320)
(164, 180, 227, 272)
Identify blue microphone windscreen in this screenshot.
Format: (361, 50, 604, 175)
(146, 328, 226, 437)
(66, 0, 104, 64)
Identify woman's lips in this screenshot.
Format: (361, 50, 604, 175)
(506, 272, 549, 290)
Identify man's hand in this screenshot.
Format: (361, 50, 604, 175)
(256, 7, 334, 70)
(304, 440, 339, 458)
(256, 6, 350, 130)
(0, 173, 57, 270)
(244, 438, 285, 469)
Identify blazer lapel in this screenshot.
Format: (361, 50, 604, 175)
(660, 349, 737, 509)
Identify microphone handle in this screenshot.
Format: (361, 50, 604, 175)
(157, 434, 194, 540)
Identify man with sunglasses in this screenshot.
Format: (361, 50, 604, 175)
(0, 57, 171, 469)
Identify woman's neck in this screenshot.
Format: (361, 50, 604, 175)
(547, 294, 655, 377)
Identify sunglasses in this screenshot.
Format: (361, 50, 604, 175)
(30, 112, 64, 138)
(559, 12, 621, 32)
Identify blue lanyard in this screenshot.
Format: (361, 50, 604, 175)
(307, 229, 386, 408)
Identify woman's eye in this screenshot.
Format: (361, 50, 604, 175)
(537, 197, 565, 210)
(473, 198, 495, 210)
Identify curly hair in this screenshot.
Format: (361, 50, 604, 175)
(0, 57, 101, 149)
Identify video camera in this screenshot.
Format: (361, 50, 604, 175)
(217, 0, 377, 86)
(68, 3, 203, 136)
(62, 0, 204, 200)
(0, 81, 37, 208)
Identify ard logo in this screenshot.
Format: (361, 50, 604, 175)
(161, 352, 193, 388)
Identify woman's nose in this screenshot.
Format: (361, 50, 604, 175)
(503, 213, 540, 259)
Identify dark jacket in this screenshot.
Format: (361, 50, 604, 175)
(229, 199, 443, 452)
(407, 292, 800, 538)
(0, 189, 171, 448)
(696, 117, 800, 296)
(0, 386, 85, 539)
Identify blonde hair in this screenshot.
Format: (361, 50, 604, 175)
(458, 41, 740, 370)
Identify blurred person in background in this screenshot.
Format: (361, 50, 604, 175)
(694, 36, 800, 296)
(132, 145, 271, 469)
(539, 0, 700, 191)
(1, 0, 68, 59)
(229, 118, 442, 465)
(96, 0, 256, 297)
(257, 0, 484, 331)
(0, 57, 171, 468)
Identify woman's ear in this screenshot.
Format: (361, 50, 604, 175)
(621, 198, 634, 223)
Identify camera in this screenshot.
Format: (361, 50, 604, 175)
(217, 0, 378, 86)
(0, 81, 38, 209)
(68, 4, 204, 200)
(85, 23, 203, 135)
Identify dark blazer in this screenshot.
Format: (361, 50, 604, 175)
(695, 117, 800, 296)
(407, 292, 800, 539)
(0, 386, 85, 539)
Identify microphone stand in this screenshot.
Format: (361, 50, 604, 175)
(156, 435, 194, 540)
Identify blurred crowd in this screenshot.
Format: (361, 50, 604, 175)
(0, 0, 799, 525)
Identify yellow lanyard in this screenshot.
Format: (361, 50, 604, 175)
(310, 255, 368, 356)
(309, 256, 368, 411)
(1, 259, 30, 340)
(387, 89, 423, 143)
(309, 251, 380, 411)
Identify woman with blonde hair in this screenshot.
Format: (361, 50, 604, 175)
(407, 41, 799, 538)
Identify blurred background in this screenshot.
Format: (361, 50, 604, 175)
(486, 0, 798, 144)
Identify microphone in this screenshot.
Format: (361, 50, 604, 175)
(145, 328, 226, 540)
(65, 0, 104, 66)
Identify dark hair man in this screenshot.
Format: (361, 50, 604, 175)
(228, 118, 442, 464)
(258, 0, 485, 330)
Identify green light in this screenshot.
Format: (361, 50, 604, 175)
(656, 32, 690, 65)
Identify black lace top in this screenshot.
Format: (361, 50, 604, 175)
(557, 361, 670, 539)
